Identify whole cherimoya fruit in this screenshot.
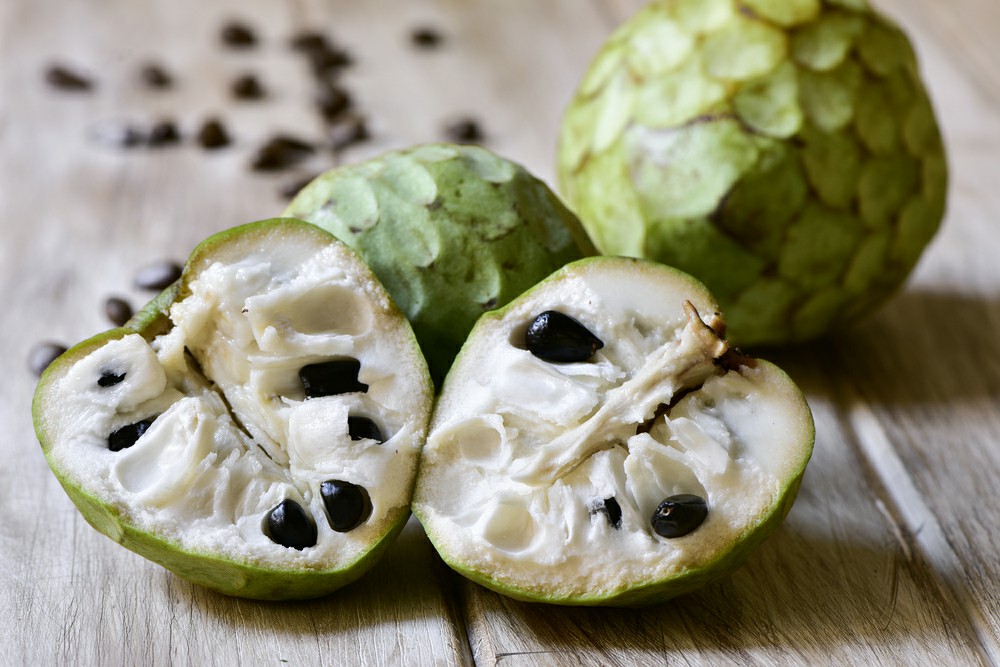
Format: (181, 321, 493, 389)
(285, 143, 595, 386)
(32, 219, 433, 599)
(413, 257, 814, 606)
(557, 0, 947, 346)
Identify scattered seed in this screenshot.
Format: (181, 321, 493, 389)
(593, 497, 623, 529)
(220, 20, 257, 48)
(299, 359, 368, 398)
(196, 117, 230, 149)
(264, 499, 317, 550)
(320, 480, 372, 532)
(28, 342, 68, 376)
(315, 81, 352, 121)
(410, 26, 444, 49)
(147, 120, 181, 146)
(45, 64, 94, 91)
(104, 296, 133, 326)
(328, 114, 369, 151)
(97, 371, 126, 387)
(108, 418, 155, 452)
(231, 73, 265, 100)
(347, 416, 384, 443)
(139, 62, 173, 89)
(133, 260, 182, 290)
(250, 135, 315, 171)
(278, 172, 320, 200)
(289, 31, 329, 53)
(444, 117, 483, 144)
(306, 43, 353, 77)
(525, 311, 604, 362)
(651, 494, 708, 538)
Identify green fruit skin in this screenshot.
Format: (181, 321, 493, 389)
(33, 219, 428, 600)
(557, 0, 947, 347)
(414, 256, 815, 607)
(284, 143, 596, 386)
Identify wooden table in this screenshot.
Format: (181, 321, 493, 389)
(3, 0, 999, 664)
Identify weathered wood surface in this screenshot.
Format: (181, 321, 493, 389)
(1, 0, 999, 665)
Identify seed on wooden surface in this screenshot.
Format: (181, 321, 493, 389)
(139, 62, 173, 89)
(320, 480, 372, 532)
(147, 120, 180, 146)
(45, 64, 94, 91)
(196, 117, 230, 149)
(328, 114, 369, 152)
(315, 82, 352, 122)
(250, 135, 315, 171)
(306, 43, 353, 77)
(264, 499, 318, 550)
(299, 359, 368, 398)
(104, 296, 133, 326)
(410, 26, 444, 49)
(443, 117, 484, 144)
(525, 311, 604, 362)
(289, 31, 328, 53)
(220, 20, 257, 48)
(133, 260, 182, 291)
(28, 342, 68, 376)
(231, 73, 265, 100)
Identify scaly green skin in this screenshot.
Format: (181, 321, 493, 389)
(285, 143, 595, 386)
(33, 219, 426, 600)
(558, 0, 947, 346)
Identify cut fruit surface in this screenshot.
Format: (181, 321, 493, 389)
(413, 257, 814, 606)
(32, 219, 433, 599)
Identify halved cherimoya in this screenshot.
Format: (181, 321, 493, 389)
(413, 256, 813, 606)
(32, 219, 432, 599)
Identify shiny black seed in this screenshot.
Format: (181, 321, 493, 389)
(45, 64, 94, 91)
(231, 73, 265, 100)
(133, 260, 182, 290)
(525, 311, 604, 362)
(593, 497, 622, 529)
(197, 117, 230, 149)
(299, 359, 368, 398)
(443, 117, 483, 144)
(139, 62, 173, 89)
(108, 418, 155, 452)
(264, 499, 317, 550)
(147, 120, 180, 146)
(28, 342, 68, 376)
(97, 371, 126, 387)
(347, 416, 384, 443)
(320, 480, 372, 532)
(306, 44, 353, 76)
(328, 114, 369, 151)
(289, 31, 328, 53)
(220, 21, 257, 48)
(410, 26, 444, 49)
(651, 494, 708, 538)
(104, 296, 133, 326)
(250, 135, 314, 171)
(315, 82, 352, 122)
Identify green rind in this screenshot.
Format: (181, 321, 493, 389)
(33, 218, 430, 600)
(413, 256, 814, 606)
(284, 143, 596, 386)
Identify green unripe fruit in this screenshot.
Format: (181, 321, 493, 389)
(557, 0, 947, 346)
(285, 144, 595, 385)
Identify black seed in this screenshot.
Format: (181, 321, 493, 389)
(147, 120, 180, 146)
(250, 135, 315, 171)
(139, 62, 173, 89)
(289, 31, 328, 53)
(328, 114, 369, 151)
(97, 371, 126, 387)
(264, 499, 317, 550)
(133, 260, 182, 290)
(314, 82, 352, 122)
(108, 418, 155, 452)
(320, 480, 372, 532)
(231, 73, 265, 100)
(220, 21, 257, 48)
(104, 296, 133, 326)
(525, 311, 604, 362)
(410, 26, 444, 49)
(45, 64, 94, 91)
(299, 359, 368, 398)
(443, 117, 483, 144)
(593, 497, 622, 529)
(89, 121, 145, 148)
(347, 416, 384, 443)
(278, 172, 320, 200)
(651, 494, 708, 539)
(306, 44, 353, 77)
(197, 117, 230, 149)
(28, 342, 68, 376)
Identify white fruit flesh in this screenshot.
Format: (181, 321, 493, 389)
(414, 259, 812, 600)
(44, 233, 430, 570)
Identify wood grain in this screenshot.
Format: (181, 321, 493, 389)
(3, 0, 1000, 664)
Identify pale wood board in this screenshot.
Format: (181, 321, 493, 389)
(2, 0, 999, 665)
